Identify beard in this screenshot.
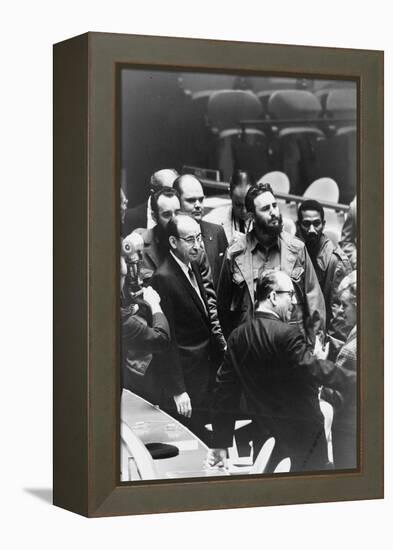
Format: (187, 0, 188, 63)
(255, 213, 283, 237)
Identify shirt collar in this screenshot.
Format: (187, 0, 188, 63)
(249, 229, 281, 253)
(170, 250, 190, 275)
(255, 305, 280, 319)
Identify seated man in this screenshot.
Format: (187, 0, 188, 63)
(208, 269, 354, 473)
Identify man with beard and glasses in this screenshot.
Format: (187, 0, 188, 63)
(296, 199, 352, 352)
(217, 182, 325, 343)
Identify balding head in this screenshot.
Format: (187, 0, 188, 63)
(167, 214, 202, 265)
(256, 269, 296, 322)
(150, 168, 179, 194)
(173, 174, 205, 221)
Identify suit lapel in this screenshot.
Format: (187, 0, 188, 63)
(191, 262, 210, 319)
(169, 256, 209, 322)
(200, 221, 213, 264)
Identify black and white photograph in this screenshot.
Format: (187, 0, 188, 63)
(119, 68, 358, 482)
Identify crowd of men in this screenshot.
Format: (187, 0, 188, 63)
(120, 167, 357, 473)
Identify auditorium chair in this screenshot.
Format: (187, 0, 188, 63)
(120, 421, 157, 481)
(207, 89, 269, 180)
(312, 88, 357, 204)
(258, 170, 290, 195)
(267, 89, 326, 195)
(273, 457, 292, 473)
(227, 437, 276, 475)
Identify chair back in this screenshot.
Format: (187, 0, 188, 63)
(249, 437, 275, 474)
(179, 73, 234, 95)
(273, 457, 291, 473)
(258, 171, 290, 194)
(120, 421, 157, 480)
(303, 177, 339, 203)
(326, 88, 356, 120)
(208, 90, 262, 133)
(268, 90, 322, 120)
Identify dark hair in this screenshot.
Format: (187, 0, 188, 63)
(255, 269, 280, 303)
(166, 215, 186, 239)
(297, 199, 325, 223)
(229, 170, 255, 196)
(245, 182, 275, 214)
(151, 187, 179, 217)
(172, 174, 202, 197)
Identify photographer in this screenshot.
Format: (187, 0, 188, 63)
(121, 233, 170, 402)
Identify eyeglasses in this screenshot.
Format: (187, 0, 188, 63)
(300, 220, 322, 229)
(275, 290, 295, 298)
(178, 233, 203, 245)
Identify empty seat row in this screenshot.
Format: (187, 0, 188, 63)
(203, 89, 356, 202)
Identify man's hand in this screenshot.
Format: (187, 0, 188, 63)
(143, 286, 162, 314)
(313, 336, 330, 360)
(173, 392, 192, 418)
(206, 448, 227, 469)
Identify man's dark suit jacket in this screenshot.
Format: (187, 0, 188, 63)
(212, 311, 354, 472)
(151, 254, 226, 407)
(121, 305, 170, 401)
(200, 220, 228, 289)
(122, 201, 148, 236)
(135, 226, 226, 351)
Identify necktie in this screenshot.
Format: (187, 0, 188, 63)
(188, 267, 207, 315)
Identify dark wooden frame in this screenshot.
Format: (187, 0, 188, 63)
(53, 32, 384, 517)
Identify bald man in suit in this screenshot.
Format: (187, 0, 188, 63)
(151, 214, 226, 444)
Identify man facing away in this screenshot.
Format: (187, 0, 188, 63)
(208, 270, 355, 473)
(296, 199, 352, 350)
(217, 182, 326, 343)
(151, 215, 226, 444)
(173, 174, 228, 288)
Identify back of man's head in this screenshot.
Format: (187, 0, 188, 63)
(172, 174, 201, 197)
(256, 269, 282, 303)
(150, 168, 179, 194)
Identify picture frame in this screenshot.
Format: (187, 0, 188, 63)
(53, 31, 383, 517)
